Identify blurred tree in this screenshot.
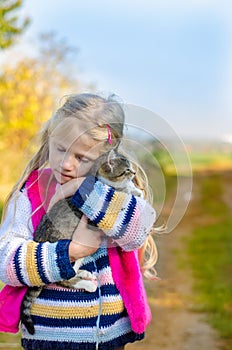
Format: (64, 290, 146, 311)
(0, 33, 84, 151)
(0, 32, 93, 196)
(0, 0, 30, 49)
(0, 33, 91, 191)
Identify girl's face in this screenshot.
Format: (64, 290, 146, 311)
(49, 119, 104, 184)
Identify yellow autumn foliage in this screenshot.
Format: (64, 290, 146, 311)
(0, 47, 85, 197)
(0, 58, 75, 150)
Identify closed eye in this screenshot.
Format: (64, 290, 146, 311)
(57, 146, 66, 153)
(78, 157, 91, 164)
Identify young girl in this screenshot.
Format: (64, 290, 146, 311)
(0, 93, 157, 350)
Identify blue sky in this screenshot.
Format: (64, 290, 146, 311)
(11, 0, 232, 140)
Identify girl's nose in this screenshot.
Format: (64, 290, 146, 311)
(61, 153, 76, 171)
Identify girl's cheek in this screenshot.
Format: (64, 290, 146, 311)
(54, 152, 64, 166)
(76, 163, 91, 177)
(50, 154, 61, 169)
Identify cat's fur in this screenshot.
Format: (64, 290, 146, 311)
(20, 151, 142, 334)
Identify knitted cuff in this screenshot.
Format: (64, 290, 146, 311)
(55, 240, 76, 280)
(71, 176, 97, 209)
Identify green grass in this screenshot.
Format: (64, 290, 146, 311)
(189, 152, 232, 172)
(187, 174, 232, 349)
(200, 174, 228, 216)
(189, 152, 229, 165)
(0, 201, 3, 221)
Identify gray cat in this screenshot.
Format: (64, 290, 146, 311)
(20, 151, 142, 334)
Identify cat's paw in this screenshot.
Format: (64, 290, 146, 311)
(76, 270, 93, 279)
(132, 187, 144, 197)
(65, 270, 98, 292)
(73, 279, 98, 292)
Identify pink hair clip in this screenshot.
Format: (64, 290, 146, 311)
(106, 124, 112, 145)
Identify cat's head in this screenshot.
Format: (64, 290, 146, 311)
(90, 150, 136, 183)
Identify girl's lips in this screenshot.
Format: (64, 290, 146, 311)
(56, 171, 74, 183)
(61, 173, 72, 178)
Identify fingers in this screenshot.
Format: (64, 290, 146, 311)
(79, 214, 88, 224)
(72, 215, 103, 249)
(48, 178, 85, 211)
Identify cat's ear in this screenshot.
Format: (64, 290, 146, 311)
(108, 149, 117, 162)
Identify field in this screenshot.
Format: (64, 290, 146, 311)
(127, 146, 232, 350)
(127, 170, 232, 350)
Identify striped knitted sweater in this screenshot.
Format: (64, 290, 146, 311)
(0, 169, 156, 349)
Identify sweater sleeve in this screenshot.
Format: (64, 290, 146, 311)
(71, 176, 156, 251)
(0, 191, 75, 287)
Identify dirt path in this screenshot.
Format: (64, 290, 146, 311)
(127, 176, 222, 350)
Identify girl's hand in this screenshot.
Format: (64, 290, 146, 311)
(48, 177, 85, 210)
(69, 215, 104, 261)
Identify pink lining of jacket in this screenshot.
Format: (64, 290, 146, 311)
(0, 169, 151, 334)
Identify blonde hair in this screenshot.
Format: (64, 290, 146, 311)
(2, 92, 158, 279)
